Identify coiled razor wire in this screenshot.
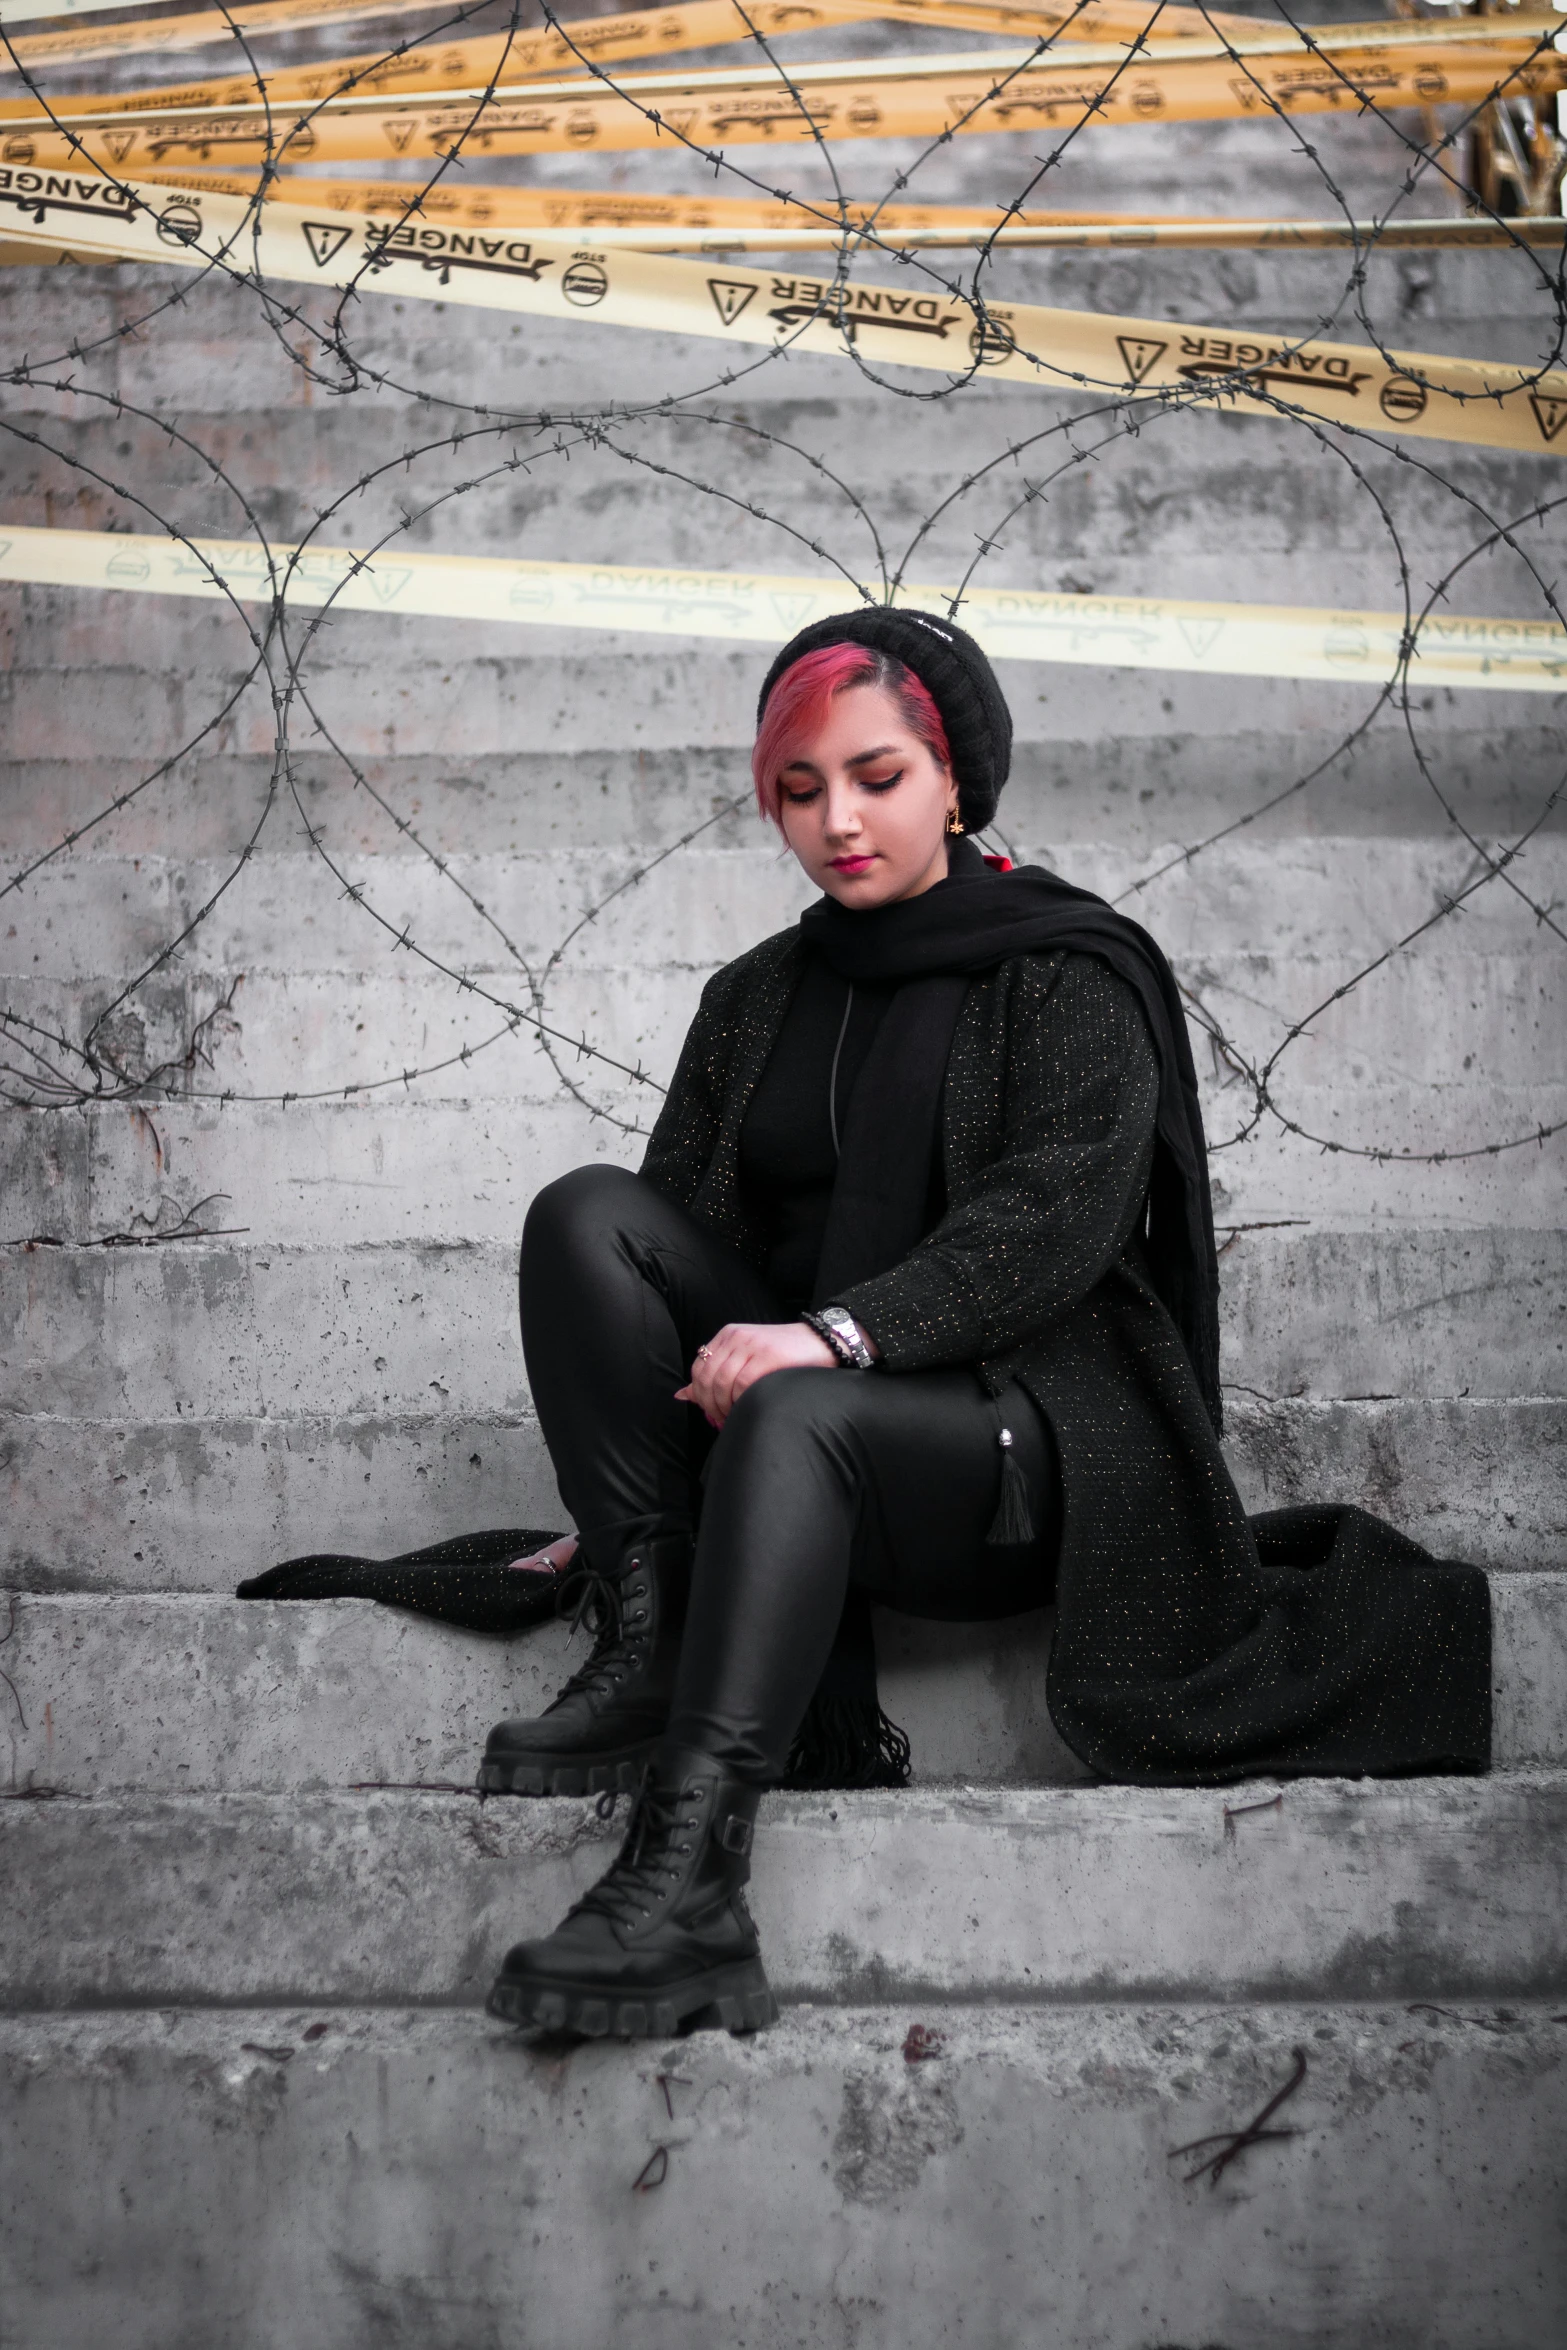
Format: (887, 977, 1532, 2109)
(1, 0, 1564, 1211)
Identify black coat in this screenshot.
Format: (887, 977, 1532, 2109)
(642, 927, 1491, 1785)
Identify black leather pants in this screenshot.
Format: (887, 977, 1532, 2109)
(521, 1164, 1060, 1782)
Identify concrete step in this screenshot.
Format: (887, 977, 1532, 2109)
(3, 2001, 1564, 2350)
(5, 1395, 1561, 1590)
(6, 1007, 1561, 1233)
(9, 840, 1565, 973)
(4, 723, 1560, 865)
(4, 625, 1563, 817)
(1224, 1394, 1567, 1568)
(1059, 836, 1567, 961)
(0, 852, 806, 982)
(7, 1229, 1564, 1423)
(6, 1095, 1564, 1247)
(6, 1576, 1565, 1798)
(5, 1772, 1564, 2010)
(0, 1597, 1093, 1797)
(1, 404, 1546, 595)
(0, 1097, 615, 1249)
(7, 954, 1562, 1117)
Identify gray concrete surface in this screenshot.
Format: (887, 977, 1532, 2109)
(0, 1594, 1097, 1793)
(7, 958, 1556, 1137)
(7, 1089, 1566, 1249)
(6, 1774, 1564, 2009)
(7, 1392, 1561, 1590)
(3, 16, 1565, 2339)
(4, 2002, 1564, 2350)
(7, 1226, 1567, 1421)
(0, 1999, 1559, 2350)
(5, 1576, 1566, 1795)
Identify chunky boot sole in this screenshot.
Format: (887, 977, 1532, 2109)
(486, 1953, 778, 2039)
(477, 1742, 655, 1798)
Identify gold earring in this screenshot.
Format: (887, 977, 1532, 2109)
(945, 806, 964, 836)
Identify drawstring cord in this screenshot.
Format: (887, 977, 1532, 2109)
(828, 982, 853, 1160)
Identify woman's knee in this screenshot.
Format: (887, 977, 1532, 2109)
(521, 1162, 641, 1268)
(720, 1365, 861, 1470)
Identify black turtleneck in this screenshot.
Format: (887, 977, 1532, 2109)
(737, 955, 901, 1309)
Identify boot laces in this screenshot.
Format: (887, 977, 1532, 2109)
(574, 1782, 700, 1926)
(546, 1561, 650, 1709)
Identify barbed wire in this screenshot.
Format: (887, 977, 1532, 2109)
(1, 0, 1564, 1198)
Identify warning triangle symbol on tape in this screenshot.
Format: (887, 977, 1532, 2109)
(1529, 392, 1567, 445)
(381, 118, 416, 153)
(707, 279, 756, 328)
(1176, 615, 1224, 658)
(1116, 335, 1167, 385)
(102, 126, 135, 163)
(302, 222, 354, 269)
(770, 592, 815, 626)
(367, 567, 411, 604)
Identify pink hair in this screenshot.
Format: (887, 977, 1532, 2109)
(751, 642, 952, 827)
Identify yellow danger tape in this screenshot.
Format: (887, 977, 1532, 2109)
(0, 0, 1256, 76)
(0, 520, 1560, 691)
(3, 172, 1564, 457)
(119, 166, 1190, 234)
(12, 166, 1564, 256)
(860, 0, 1256, 38)
(2, 0, 1296, 115)
(0, 0, 456, 17)
(19, 14, 1559, 118)
(0, 0, 481, 72)
(6, 4, 867, 115)
(9, 25, 1557, 171)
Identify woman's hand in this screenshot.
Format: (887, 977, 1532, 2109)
(676, 1320, 837, 1428)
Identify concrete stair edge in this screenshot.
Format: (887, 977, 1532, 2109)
(4, 1576, 1565, 1796)
(5, 1772, 1565, 2011)
(7, 1104, 1563, 1241)
(6, 1394, 1562, 1586)
(9, 1224, 1567, 1417)
(3, 2002, 1564, 2350)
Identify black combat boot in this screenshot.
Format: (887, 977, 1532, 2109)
(487, 1741, 776, 2039)
(478, 1527, 689, 1797)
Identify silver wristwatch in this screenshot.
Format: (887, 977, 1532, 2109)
(810, 1304, 877, 1372)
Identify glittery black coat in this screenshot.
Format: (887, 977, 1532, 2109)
(643, 928, 1491, 1784)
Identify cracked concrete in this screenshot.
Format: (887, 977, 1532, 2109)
(2, 2005, 1562, 2350)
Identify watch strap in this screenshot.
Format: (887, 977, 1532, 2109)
(804, 1306, 875, 1371)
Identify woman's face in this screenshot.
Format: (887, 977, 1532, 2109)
(775, 682, 960, 909)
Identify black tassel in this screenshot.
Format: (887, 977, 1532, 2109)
(985, 1426, 1036, 1547)
(780, 1695, 912, 1792)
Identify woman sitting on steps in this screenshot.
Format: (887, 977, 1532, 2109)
(475, 606, 1491, 2043)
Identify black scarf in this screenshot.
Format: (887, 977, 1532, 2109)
(801, 837, 1223, 1433)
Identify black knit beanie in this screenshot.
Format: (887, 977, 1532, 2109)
(756, 606, 1013, 835)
